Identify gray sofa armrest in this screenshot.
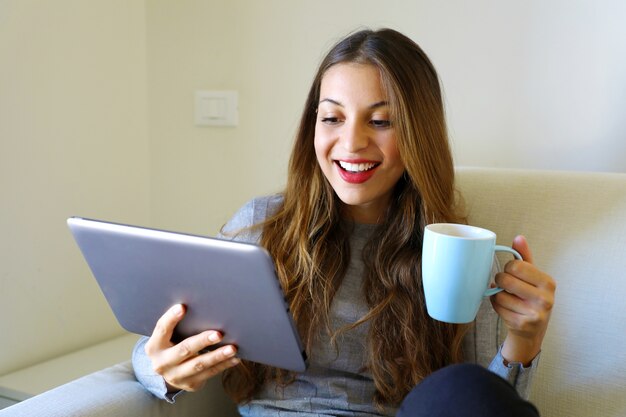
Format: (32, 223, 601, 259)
(0, 361, 238, 417)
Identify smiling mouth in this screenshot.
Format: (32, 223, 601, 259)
(334, 160, 381, 184)
(336, 161, 380, 173)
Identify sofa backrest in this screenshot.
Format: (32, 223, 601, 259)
(456, 167, 626, 417)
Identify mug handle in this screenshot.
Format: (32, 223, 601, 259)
(483, 245, 523, 296)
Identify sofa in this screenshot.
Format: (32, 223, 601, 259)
(1, 167, 625, 417)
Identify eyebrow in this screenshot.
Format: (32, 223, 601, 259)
(318, 98, 389, 109)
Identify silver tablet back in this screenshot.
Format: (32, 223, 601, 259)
(67, 217, 307, 372)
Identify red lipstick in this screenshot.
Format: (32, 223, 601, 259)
(335, 159, 380, 184)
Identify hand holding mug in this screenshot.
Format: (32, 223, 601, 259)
(491, 236, 556, 365)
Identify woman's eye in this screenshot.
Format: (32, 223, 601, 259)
(370, 119, 391, 128)
(321, 117, 341, 125)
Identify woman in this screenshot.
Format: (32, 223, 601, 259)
(133, 28, 555, 416)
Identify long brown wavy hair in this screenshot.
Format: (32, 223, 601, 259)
(223, 28, 468, 407)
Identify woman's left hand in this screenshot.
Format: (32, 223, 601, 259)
(491, 235, 556, 366)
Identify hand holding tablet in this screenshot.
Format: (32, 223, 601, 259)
(144, 303, 241, 392)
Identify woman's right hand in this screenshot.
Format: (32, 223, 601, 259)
(144, 304, 241, 393)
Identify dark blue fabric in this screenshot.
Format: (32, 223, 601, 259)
(397, 364, 540, 417)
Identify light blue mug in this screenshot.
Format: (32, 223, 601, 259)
(422, 223, 522, 323)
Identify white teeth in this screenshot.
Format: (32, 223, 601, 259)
(338, 161, 377, 172)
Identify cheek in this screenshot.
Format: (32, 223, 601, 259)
(313, 130, 331, 163)
(381, 134, 403, 167)
(389, 147, 403, 167)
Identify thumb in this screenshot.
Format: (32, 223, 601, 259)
(512, 235, 534, 264)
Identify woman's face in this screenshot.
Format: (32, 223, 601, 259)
(314, 63, 405, 224)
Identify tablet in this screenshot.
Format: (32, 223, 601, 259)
(67, 217, 307, 372)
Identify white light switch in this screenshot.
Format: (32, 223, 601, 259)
(206, 97, 226, 119)
(195, 90, 238, 126)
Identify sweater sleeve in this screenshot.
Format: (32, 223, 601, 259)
(131, 336, 182, 403)
(487, 345, 540, 400)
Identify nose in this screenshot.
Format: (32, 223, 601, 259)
(340, 121, 369, 153)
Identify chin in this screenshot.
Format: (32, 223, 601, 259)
(335, 192, 375, 209)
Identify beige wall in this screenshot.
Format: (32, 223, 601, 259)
(1, 0, 625, 379)
(0, 1, 150, 374)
